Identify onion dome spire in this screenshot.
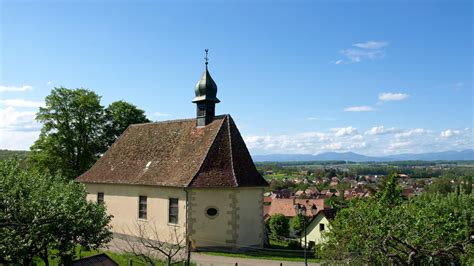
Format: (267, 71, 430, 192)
(193, 49, 220, 104)
(193, 49, 220, 127)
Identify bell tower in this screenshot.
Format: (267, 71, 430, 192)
(192, 49, 220, 127)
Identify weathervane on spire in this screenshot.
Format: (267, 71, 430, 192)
(204, 49, 209, 67)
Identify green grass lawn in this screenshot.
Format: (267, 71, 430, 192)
(202, 250, 320, 263)
(201, 239, 319, 263)
(32, 247, 188, 266)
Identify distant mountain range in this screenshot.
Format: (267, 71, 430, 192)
(252, 149, 474, 162)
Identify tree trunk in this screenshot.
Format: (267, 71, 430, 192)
(41, 247, 50, 266)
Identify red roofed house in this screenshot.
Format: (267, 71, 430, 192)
(267, 199, 327, 218)
(299, 209, 336, 248)
(76, 56, 268, 250)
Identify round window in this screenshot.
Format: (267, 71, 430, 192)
(206, 207, 219, 218)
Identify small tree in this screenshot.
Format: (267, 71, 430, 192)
(120, 221, 186, 266)
(268, 214, 289, 238)
(290, 214, 304, 235)
(0, 159, 112, 264)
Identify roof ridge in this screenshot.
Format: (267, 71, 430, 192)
(226, 115, 238, 187)
(186, 115, 228, 187)
(129, 115, 228, 127)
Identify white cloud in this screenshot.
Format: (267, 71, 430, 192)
(395, 128, 426, 138)
(378, 92, 410, 102)
(450, 82, 464, 91)
(388, 141, 412, 150)
(340, 49, 385, 63)
(0, 106, 40, 131)
(0, 130, 40, 150)
(0, 99, 45, 108)
(0, 106, 41, 150)
(46, 81, 53, 86)
(153, 112, 171, 117)
(353, 41, 389, 49)
(322, 142, 343, 150)
(244, 125, 473, 156)
(441, 129, 461, 138)
(365, 126, 397, 135)
(344, 106, 376, 112)
(331, 127, 358, 137)
(0, 85, 33, 93)
(334, 40, 389, 64)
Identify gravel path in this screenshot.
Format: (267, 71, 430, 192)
(191, 252, 320, 266)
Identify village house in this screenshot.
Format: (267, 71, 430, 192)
(76, 56, 268, 250)
(266, 198, 327, 219)
(299, 209, 336, 248)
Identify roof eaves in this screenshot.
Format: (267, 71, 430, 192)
(226, 115, 239, 187)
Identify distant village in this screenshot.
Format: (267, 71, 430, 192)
(258, 160, 473, 249)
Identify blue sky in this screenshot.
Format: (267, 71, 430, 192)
(1, 0, 472, 155)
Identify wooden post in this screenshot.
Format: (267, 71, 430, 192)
(186, 240, 191, 266)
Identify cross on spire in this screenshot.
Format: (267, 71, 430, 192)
(204, 49, 209, 67)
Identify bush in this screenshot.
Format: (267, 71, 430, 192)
(268, 214, 289, 238)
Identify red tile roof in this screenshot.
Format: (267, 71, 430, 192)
(76, 115, 268, 188)
(264, 196, 272, 203)
(267, 199, 327, 218)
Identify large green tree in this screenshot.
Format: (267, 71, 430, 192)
(0, 159, 112, 265)
(29, 87, 149, 179)
(29, 88, 105, 178)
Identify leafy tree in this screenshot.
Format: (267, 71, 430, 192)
(29, 87, 105, 179)
(318, 191, 474, 264)
(0, 159, 112, 264)
(290, 214, 304, 235)
(324, 168, 337, 178)
(103, 100, 149, 147)
(425, 176, 455, 195)
(463, 176, 472, 194)
(29, 87, 149, 179)
(269, 179, 286, 191)
(268, 214, 289, 238)
(376, 173, 403, 207)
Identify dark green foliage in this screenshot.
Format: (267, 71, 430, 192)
(103, 100, 149, 147)
(290, 214, 304, 235)
(294, 183, 309, 193)
(29, 88, 105, 179)
(268, 214, 289, 238)
(269, 179, 286, 191)
(376, 173, 403, 206)
(463, 175, 472, 194)
(0, 159, 112, 264)
(28, 87, 149, 179)
(425, 176, 456, 195)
